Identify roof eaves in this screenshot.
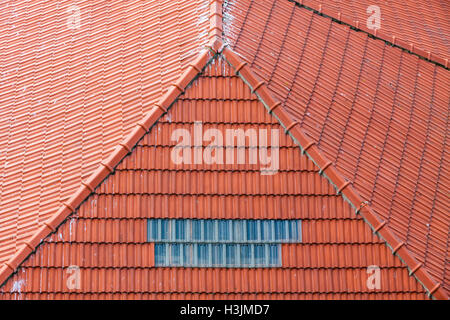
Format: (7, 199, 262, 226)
(220, 43, 448, 300)
(0, 39, 224, 290)
(289, 0, 449, 70)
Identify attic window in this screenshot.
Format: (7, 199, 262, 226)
(147, 219, 302, 267)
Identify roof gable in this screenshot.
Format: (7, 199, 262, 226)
(0, 54, 428, 299)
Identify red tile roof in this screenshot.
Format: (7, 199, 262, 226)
(224, 0, 449, 297)
(0, 0, 448, 299)
(0, 0, 209, 264)
(291, 0, 450, 65)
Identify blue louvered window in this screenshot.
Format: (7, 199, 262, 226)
(147, 219, 302, 268)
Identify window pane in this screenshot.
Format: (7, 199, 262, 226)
(203, 220, 213, 241)
(269, 244, 280, 266)
(160, 220, 169, 241)
(233, 220, 246, 242)
(184, 244, 193, 267)
(175, 220, 185, 241)
(240, 244, 251, 266)
(148, 219, 301, 243)
(148, 219, 301, 267)
(274, 220, 287, 241)
(247, 220, 257, 241)
(212, 244, 223, 267)
(218, 220, 229, 241)
(171, 243, 181, 266)
(226, 245, 236, 266)
(254, 245, 264, 265)
(198, 244, 207, 266)
(147, 219, 159, 241)
(155, 244, 166, 266)
(192, 220, 202, 241)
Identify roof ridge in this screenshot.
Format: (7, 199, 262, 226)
(220, 44, 448, 300)
(289, 0, 449, 70)
(209, 0, 224, 42)
(0, 39, 225, 290)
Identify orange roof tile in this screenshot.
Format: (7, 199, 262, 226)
(0, 0, 448, 300)
(292, 0, 450, 66)
(224, 0, 449, 298)
(0, 0, 209, 264)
